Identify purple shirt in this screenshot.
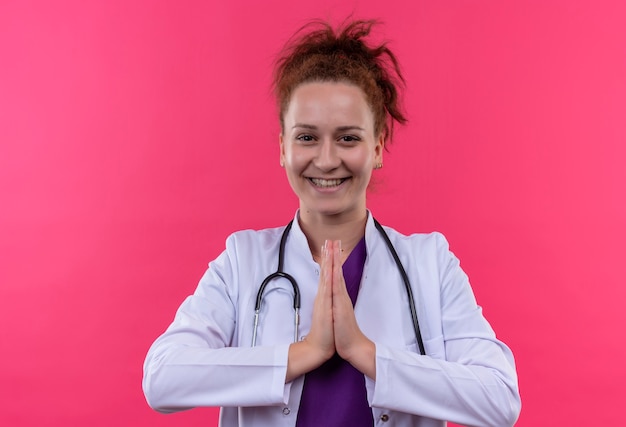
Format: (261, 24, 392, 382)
(296, 237, 373, 427)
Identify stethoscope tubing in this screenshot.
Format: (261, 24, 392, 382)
(373, 219, 426, 355)
(252, 221, 300, 346)
(252, 219, 425, 356)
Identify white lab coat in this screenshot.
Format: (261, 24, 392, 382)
(143, 212, 521, 427)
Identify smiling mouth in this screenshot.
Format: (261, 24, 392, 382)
(308, 178, 348, 188)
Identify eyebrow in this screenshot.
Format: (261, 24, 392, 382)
(292, 123, 365, 132)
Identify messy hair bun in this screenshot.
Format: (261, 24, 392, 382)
(273, 19, 407, 144)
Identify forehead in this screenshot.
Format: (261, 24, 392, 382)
(284, 82, 374, 128)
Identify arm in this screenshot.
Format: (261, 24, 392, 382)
(366, 233, 521, 427)
(142, 237, 292, 412)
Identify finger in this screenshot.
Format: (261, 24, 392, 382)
(316, 240, 333, 308)
(323, 240, 333, 294)
(318, 242, 326, 289)
(332, 240, 347, 295)
(308, 240, 335, 357)
(318, 241, 326, 282)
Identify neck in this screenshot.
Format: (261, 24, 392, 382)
(298, 208, 368, 261)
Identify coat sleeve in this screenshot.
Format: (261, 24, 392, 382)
(366, 233, 521, 427)
(142, 234, 292, 413)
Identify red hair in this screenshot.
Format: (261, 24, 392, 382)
(273, 19, 407, 145)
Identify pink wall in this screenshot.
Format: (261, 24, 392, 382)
(1, 1, 625, 425)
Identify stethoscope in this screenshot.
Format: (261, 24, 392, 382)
(252, 219, 426, 355)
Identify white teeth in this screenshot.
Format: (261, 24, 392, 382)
(310, 178, 345, 187)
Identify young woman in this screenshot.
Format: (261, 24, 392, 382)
(143, 20, 521, 427)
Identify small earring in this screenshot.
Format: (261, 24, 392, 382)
(375, 162, 383, 169)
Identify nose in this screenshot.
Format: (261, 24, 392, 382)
(313, 138, 340, 172)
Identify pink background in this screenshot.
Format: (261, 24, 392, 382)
(1, 0, 625, 425)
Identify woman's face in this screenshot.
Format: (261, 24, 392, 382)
(280, 81, 383, 221)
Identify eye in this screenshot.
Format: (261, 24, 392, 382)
(339, 135, 361, 143)
(296, 134, 316, 143)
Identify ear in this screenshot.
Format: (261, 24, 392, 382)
(279, 133, 285, 167)
(374, 133, 385, 165)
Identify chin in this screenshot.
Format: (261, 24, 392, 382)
(301, 202, 361, 219)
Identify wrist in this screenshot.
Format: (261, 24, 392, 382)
(286, 340, 332, 383)
(343, 338, 376, 380)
